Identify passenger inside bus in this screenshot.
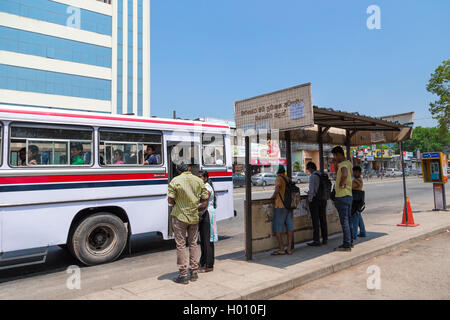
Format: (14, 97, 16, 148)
(19, 147, 26, 166)
(28, 145, 40, 165)
(145, 145, 161, 165)
(113, 149, 125, 165)
(70, 142, 85, 165)
(215, 149, 224, 165)
(204, 147, 216, 165)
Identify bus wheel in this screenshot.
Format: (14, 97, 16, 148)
(69, 213, 127, 266)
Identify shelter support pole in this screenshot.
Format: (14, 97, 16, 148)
(285, 131, 294, 249)
(245, 136, 252, 260)
(286, 131, 292, 179)
(399, 141, 408, 226)
(318, 126, 324, 173)
(345, 130, 351, 162)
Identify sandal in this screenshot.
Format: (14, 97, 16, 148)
(271, 250, 286, 256)
(285, 249, 293, 255)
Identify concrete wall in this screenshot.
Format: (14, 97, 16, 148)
(246, 196, 342, 254)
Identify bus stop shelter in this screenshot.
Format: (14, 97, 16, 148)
(234, 84, 413, 260)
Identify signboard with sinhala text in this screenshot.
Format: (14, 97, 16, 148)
(234, 83, 314, 132)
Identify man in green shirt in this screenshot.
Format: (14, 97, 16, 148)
(70, 143, 84, 165)
(168, 163, 209, 284)
(331, 146, 354, 252)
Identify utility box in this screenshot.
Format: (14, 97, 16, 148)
(421, 152, 448, 184)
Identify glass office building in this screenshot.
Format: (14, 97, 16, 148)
(0, 0, 151, 117)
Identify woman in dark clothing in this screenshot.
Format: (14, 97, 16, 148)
(197, 170, 218, 273)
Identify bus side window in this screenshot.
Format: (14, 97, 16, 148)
(9, 124, 93, 167)
(202, 133, 225, 166)
(99, 129, 162, 167)
(0, 124, 2, 165)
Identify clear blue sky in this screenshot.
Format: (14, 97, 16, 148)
(151, 0, 449, 127)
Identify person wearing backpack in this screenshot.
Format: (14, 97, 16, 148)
(306, 162, 328, 246)
(270, 165, 295, 255)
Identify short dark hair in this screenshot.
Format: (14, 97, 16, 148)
(114, 149, 123, 157)
(331, 146, 345, 156)
(71, 142, 83, 152)
(353, 166, 362, 173)
(306, 162, 317, 171)
(29, 145, 39, 155)
(147, 145, 155, 151)
(176, 163, 189, 173)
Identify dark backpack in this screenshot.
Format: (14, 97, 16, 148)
(314, 172, 332, 201)
(278, 175, 300, 210)
(352, 190, 365, 214)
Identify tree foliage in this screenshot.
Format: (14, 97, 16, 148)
(426, 60, 449, 137)
(402, 126, 450, 153)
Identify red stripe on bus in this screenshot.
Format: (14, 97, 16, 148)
(0, 173, 168, 185)
(208, 172, 233, 177)
(0, 108, 229, 129)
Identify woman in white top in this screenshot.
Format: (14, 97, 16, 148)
(197, 171, 218, 273)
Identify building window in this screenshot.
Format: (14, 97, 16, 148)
(0, 0, 112, 35)
(0, 26, 112, 68)
(0, 64, 111, 101)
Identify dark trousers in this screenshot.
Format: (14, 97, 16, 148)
(199, 211, 215, 268)
(309, 199, 328, 243)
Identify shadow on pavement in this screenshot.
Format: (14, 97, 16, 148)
(214, 231, 388, 270)
(0, 246, 78, 284)
(157, 271, 179, 281)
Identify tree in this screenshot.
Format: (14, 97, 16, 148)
(402, 127, 450, 153)
(426, 60, 449, 137)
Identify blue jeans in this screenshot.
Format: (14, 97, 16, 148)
(334, 196, 353, 247)
(272, 208, 294, 233)
(352, 211, 366, 239)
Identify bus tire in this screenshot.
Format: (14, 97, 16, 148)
(68, 213, 127, 266)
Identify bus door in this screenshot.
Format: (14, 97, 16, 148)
(166, 140, 201, 237)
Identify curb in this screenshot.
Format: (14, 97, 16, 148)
(222, 224, 450, 300)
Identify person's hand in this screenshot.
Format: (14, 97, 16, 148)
(339, 183, 346, 189)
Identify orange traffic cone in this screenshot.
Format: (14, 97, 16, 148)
(397, 197, 419, 227)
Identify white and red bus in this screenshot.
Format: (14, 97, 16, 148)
(0, 106, 234, 269)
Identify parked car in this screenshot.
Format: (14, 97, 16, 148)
(385, 168, 403, 177)
(251, 173, 277, 186)
(232, 173, 246, 188)
(292, 172, 310, 184)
